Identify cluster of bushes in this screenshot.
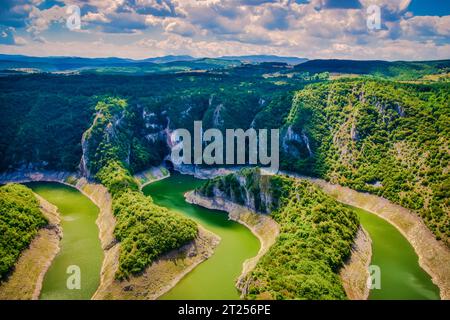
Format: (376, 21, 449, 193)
(198, 168, 359, 299)
(282, 80, 449, 244)
(87, 98, 197, 280)
(0, 184, 47, 280)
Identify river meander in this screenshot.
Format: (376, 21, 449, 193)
(26, 176, 440, 300)
(27, 182, 103, 300)
(143, 173, 260, 300)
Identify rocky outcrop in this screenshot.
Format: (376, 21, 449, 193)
(199, 169, 278, 214)
(174, 164, 238, 179)
(282, 125, 313, 158)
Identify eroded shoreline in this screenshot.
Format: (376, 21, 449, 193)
(0, 194, 62, 300)
(0, 169, 221, 300)
(298, 175, 450, 300)
(185, 190, 372, 300)
(184, 190, 280, 297)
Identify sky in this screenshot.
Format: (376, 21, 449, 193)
(0, 0, 449, 60)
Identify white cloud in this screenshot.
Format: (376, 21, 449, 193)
(0, 0, 448, 60)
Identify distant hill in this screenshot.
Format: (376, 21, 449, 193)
(219, 55, 307, 65)
(142, 55, 196, 63)
(0, 54, 448, 79)
(294, 59, 450, 79)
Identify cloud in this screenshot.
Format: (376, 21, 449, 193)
(0, 0, 34, 28)
(86, 11, 149, 33)
(400, 15, 450, 39)
(164, 20, 199, 37)
(26, 5, 66, 36)
(0, 26, 27, 45)
(133, 0, 179, 17)
(0, 0, 448, 60)
(321, 0, 362, 10)
(258, 4, 290, 30)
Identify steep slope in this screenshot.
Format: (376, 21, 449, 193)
(197, 168, 359, 300)
(281, 80, 449, 244)
(82, 98, 197, 279)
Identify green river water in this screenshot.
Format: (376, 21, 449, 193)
(351, 206, 440, 300)
(27, 182, 103, 300)
(143, 173, 260, 299)
(26, 175, 440, 300)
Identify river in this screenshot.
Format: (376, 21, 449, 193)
(27, 182, 103, 300)
(143, 173, 260, 299)
(351, 206, 440, 300)
(26, 175, 440, 300)
(144, 174, 440, 300)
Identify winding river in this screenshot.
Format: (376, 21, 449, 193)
(143, 173, 260, 299)
(27, 182, 103, 300)
(351, 206, 439, 300)
(24, 174, 439, 300)
(144, 174, 440, 300)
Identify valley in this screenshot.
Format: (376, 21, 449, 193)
(0, 57, 448, 301)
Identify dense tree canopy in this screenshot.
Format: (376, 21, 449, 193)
(0, 184, 47, 280)
(198, 168, 359, 299)
(86, 98, 197, 279)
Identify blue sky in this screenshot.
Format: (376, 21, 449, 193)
(0, 0, 449, 60)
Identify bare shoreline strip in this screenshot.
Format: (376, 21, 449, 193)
(185, 190, 371, 300)
(286, 174, 450, 300)
(184, 190, 280, 297)
(0, 170, 118, 300)
(338, 227, 372, 300)
(92, 226, 220, 300)
(0, 194, 62, 300)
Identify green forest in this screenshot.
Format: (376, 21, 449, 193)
(0, 59, 448, 284)
(84, 98, 197, 279)
(0, 184, 47, 280)
(198, 168, 359, 299)
(281, 80, 449, 244)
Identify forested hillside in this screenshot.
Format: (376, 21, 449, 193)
(83, 98, 197, 279)
(280, 80, 449, 244)
(0, 62, 448, 246)
(197, 168, 359, 299)
(0, 65, 309, 172)
(294, 60, 450, 80)
(0, 184, 47, 280)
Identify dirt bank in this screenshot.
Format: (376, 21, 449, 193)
(92, 226, 219, 299)
(300, 176, 450, 300)
(339, 227, 372, 300)
(0, 194, 62, 300)
(185, 190, 280, 297)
